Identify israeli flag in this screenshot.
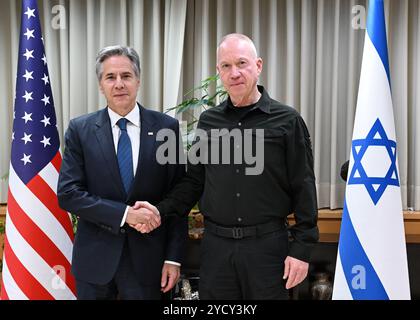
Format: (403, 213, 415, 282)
(332, 0, 410, 300)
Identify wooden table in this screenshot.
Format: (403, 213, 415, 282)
(2, 205, 420, 243)
(0, 204, 5, 225)
(288, 209, 420, 243)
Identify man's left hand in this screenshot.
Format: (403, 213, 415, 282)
(283, 256, 309, 289)
(161, 263, 181, 293)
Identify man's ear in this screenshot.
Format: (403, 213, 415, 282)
(256, 58, 263, 75)
(137, 78, 141, 89)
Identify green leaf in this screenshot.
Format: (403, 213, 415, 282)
(169, 73, 227, 149)
(176, 100, 204, 114)
(71, 215, 79, 234)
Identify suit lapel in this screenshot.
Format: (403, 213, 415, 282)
(94, 108, 126, 198)
(130, 105, 158, 193)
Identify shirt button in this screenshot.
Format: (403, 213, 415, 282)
(237, 217, 242, 222)
(238, 122, 242, 126)
(120, 228, 126, 234)
(236, 169, 240, 173)
(236, 193, 240, 197)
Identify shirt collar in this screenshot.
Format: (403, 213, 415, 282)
(108, 104, 140, 128)
(222, 85, 271, 114)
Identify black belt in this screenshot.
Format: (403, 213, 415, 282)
(204, 220, 286, 239)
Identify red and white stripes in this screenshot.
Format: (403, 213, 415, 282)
(1, 152, 76, 300)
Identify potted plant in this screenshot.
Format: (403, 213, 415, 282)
(167, 74, 227, 240)
(166, 74, 227, 150)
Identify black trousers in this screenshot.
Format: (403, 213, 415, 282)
(198, 228, 290, 300)
(75, 240, 161, 300)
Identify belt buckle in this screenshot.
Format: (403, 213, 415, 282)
(232, 227, 243, 239)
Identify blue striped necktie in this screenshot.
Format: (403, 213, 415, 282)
(116, 118, 133, 194)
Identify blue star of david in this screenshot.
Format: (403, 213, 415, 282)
(348, 118, 399, 205)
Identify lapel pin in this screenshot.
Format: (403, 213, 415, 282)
(148, 132, 154, 136)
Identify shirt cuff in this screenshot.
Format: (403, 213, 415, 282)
(120, 206, 129, 227)
(164, 260, 181, 267)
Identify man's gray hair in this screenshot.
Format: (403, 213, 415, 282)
(95, 45, 141, 81)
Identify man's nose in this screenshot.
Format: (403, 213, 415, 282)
(115, 75, 125, 88)
(230, 66, 240, 79)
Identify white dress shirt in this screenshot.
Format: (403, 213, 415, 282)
(108, 105, 180, 267)
(108, 106, 140, 178)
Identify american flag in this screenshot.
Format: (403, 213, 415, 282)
(0, 0, 76, 300)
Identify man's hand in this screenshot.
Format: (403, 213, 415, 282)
(133, 201, 160, 215)
(161, 263, 180, 293)
(283, 256, 309, 289)
(126, 201, 161, 232)
(128, 201, 161, 233)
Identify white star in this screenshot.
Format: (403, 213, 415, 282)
(23, 28, 35, 40)
(41, 73, 49, 85)
(21, 153, 32, 165)
(23, 48, 34, 60)
(22, 90, 34, 103)
(22, 69, 34, 82)
(41, 36, 44, 43)
(21, 132, 32, 144)
(42, 54, 47, 65)
(12, 132, 15, 140)
(40, 115, 51, 127)
(22, 112, 33, 124)
(40, 136, 51, 148)
(13, 111, 16, 119)
(41, 94, 50, 106)
(24, 7, 36, 19)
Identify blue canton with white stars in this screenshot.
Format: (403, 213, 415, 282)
(12, 0, 59, 184)
(348, 118, 399, 205)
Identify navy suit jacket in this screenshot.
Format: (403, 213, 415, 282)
(57, 104, 187, 286)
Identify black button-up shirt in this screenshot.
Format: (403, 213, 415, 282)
(157, 86, 319, 261)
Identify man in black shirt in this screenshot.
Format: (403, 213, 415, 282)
(136, 33, 319, 299)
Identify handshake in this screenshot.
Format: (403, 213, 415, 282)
(125, 201, 161, 233)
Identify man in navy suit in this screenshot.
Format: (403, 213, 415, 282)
(57, 46, 187, 299)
